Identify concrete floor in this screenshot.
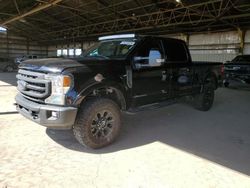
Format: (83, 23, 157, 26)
(0, 72, 250, 188)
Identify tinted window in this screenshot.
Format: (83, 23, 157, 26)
(85, 39, 136, 58)
(133, 38, 163, 66)
(233, 55, 250, 62)
(163, 40, 188, 62)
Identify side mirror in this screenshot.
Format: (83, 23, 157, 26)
(134, 56, 143, 61)
(225, 60, 231, 64)
(133, 50, 164, 69)
(149, 50, 164, 67)
(133, 56, 148, 69)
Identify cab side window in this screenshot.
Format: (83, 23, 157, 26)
(163, 39, 188, 62)
(134, 39, 164, 67)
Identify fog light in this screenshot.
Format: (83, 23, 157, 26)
(52, 111, 59, 118)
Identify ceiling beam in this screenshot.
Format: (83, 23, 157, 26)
(13, 0, 20, 14)
(96, 0, 129, 19)
(39, 0, 225, 36)
(38, 9, 250, 42)
(35, 0, 96, 25)
(0, 0, 63, 26)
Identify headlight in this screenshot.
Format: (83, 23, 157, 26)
(44, 74, 72, 105)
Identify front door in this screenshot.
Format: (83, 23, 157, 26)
(131, 38, 171, 106)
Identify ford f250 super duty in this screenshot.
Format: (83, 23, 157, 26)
(15, 34, 224, 149)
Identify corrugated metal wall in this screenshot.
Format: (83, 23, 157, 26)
(0, 32, 48, 61)
(1, 30, 249, 63)
(243, 30, 250, 54)
(189, 31, 240, 63)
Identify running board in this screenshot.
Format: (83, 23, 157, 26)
(126, 99, 177, 114)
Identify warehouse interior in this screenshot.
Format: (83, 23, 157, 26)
(0, 0, 250, 187)
(0, 0, 250, 62)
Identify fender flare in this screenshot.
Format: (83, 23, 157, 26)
(73, 80, 127, 109)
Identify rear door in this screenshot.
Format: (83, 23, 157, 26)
(162, 39, 193, 97)
(131, 38, 171, 106)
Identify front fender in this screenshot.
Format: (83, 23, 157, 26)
(73, 78, 127, 107)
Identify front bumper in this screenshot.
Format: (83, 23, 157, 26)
(224, 72, 250, 82)
(15, 94, 78, 129)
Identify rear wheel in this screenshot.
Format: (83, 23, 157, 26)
(73, 98, 121, 149)
(193, 82, 215, 111)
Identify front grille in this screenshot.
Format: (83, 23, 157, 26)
(225, 66, 250, 74)
(16, 69, 51, 103)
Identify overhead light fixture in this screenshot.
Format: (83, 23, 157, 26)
(176, 0, 181, 3)
(99, 34, 136, 41)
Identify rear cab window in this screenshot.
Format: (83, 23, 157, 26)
(162, 39, 189, 62)
(233, 55, 250, 62)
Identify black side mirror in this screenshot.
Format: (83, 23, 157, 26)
(133, 56, 148, 69)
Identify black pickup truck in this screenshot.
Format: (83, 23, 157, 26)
(15, 34, 223, 148)
(224, 55, 250, 87)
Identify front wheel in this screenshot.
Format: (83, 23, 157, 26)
(73, 98, 121, 149)
(193, 84, 215, 111)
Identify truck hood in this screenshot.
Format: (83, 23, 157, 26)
(225, 62, 250, 66)
(18, 57, 125, 73)
(19, 58, 83, 73)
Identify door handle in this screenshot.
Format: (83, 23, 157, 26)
(180, 68, 190, 72)
(162, 71, 167, 81)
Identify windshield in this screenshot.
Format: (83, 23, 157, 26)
(84, 39, 137, 59)
(233, 55, 250, 62)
